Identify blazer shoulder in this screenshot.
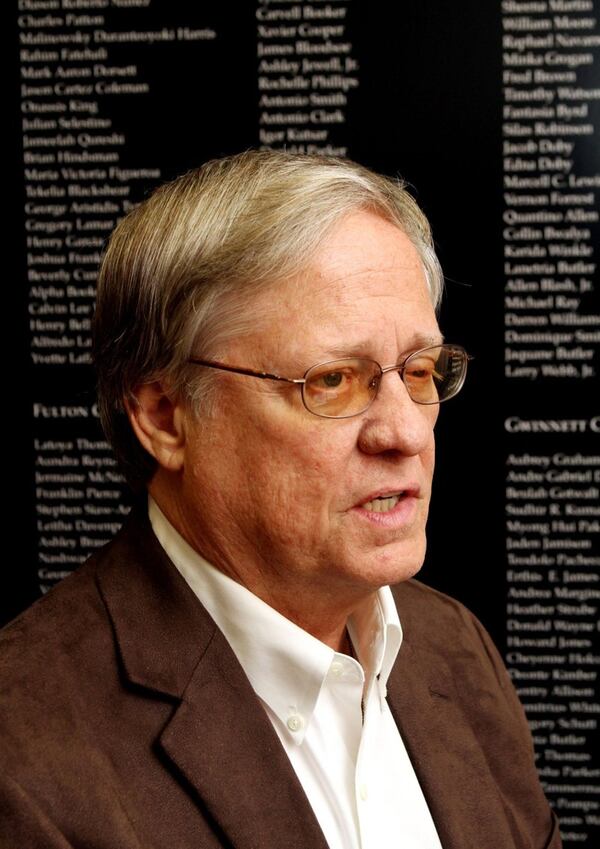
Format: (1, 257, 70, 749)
(0, 510, 153, 734)
(0, 544, 116, 730)
(1, 508, 141, 653)
(392, 578, 517, 697)
(0, 506, 212, 743)
(392, 577, 483, 637)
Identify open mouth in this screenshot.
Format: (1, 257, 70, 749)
(361, 492, 406, 513)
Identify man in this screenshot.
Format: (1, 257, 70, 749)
(1, 151, 560, 848)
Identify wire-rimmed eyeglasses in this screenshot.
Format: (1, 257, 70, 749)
(188, 344, 470, 419)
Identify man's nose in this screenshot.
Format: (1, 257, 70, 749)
(357, 370, 437, 456)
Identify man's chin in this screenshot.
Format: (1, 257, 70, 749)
(348, 537, 427, 590)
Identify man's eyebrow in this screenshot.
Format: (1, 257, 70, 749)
(408, 332, 446, 349)
(323, 333, 445, 359)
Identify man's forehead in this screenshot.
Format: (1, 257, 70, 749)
(279, 252, 432, 312)
(234, 283, 441, 372)
(306, 269, 431, 311)
(223, 211, 439, 364)
(313, 210, 421, 263)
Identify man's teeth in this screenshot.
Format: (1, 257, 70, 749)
(362, 493, 404, 513)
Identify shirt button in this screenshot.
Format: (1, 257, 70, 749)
(359, 784, 368, 801)
(330, 661, 343, 678)
(287, 714, 304, 732)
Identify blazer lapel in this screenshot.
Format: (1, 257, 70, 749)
(387, 637, 517, 849)
(160, 629, 330, 849)
(97, 510, 329, 849)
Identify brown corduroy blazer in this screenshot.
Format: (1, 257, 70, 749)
(0, 510, 561, 849)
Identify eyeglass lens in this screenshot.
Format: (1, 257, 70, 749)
(303, 346, 467, 418)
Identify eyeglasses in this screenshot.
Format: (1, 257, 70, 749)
(188, 344, 470, 419)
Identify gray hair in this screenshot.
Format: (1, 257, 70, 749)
(93, 149, 444, 489)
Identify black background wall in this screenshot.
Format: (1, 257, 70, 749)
(9, 2, 600, 845)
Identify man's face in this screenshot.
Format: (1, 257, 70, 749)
(171, 211, 441, 618)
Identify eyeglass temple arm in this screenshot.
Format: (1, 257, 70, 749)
(188, 358, 305, 385)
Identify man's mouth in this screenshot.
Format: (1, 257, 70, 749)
(361, 492, 406, 513)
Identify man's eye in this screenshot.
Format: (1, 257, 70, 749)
(321, 372, 344, 388)
(406, 361, 436, 380)
(408, 368, 431, 379)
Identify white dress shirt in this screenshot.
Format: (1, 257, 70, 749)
(149, 498, 442, 849)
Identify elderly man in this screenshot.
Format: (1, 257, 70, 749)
(1, 151, 560, 849)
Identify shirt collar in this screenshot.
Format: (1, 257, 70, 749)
(148, 497, 403, 741)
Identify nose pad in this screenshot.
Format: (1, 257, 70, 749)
(357, 369, 437, 456)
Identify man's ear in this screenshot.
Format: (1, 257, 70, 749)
(125, 382, 186, 472)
